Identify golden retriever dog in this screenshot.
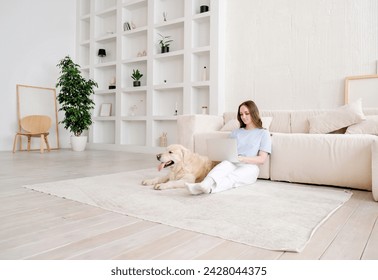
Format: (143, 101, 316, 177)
(142, 144, 216, 190)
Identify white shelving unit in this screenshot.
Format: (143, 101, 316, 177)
(76, 0, 225, 152)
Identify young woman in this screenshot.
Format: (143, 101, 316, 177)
(186, 100, 271, 195)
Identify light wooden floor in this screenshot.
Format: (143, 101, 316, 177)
(1, 149, 377, 260)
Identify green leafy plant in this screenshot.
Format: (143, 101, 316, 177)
(157, 33, 173, 48)
(56, 55, 98, 137)
(131, 69, 143, 81)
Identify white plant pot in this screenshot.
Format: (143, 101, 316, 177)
(70, 135, 87, 152)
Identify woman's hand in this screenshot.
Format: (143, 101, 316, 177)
(238, 151, 269, 165)
(238, 155, 247, 163)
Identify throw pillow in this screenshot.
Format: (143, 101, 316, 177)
(220, 117, 273, 131)
(308, 98, 365, 134)
(346, 115, 378, 135)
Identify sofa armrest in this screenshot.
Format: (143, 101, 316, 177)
(373, 139, 378, 201)
(177, 114, 224, 151)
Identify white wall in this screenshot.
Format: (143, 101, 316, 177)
(0, 0, 75, 151)
(224, 0, 378, 111)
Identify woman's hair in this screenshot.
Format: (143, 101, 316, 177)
(237, 100, 263, 128)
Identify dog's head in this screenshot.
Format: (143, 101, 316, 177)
(156, 144, 189, 171)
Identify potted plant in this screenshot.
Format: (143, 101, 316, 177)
(158, 33, 173, 53)
(56, 55, 98, 151)
(131, 69, 143, 87)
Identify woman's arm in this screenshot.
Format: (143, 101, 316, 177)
(238, 150, 269, 165)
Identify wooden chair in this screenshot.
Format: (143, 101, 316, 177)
(13, 115, 52, 153)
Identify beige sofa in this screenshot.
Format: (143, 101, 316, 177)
(177, 107, 378, 201)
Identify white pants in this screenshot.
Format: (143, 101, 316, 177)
(207, 160, 259, 193)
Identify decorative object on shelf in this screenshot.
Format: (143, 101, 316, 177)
(200, 5, 209, 13)
(109, 77, 116, 89)
(163, 12, 167, 22)
(159, 132, 168, 147)
(158, 33, 173, 53)
(174, 102, 178, 115)
(202, 66, 207, 81)
(202, 106, 208, 114)
(100, 103, 112, 117)
(130, 21, 136, 29)
(137, 50, 147, 57)
(131, 69, 143, 87)
(129, 104, 138, 116)
(98, 49, 106, 63)
(123, 22, 131, 31)
(56, 56, 97, 152)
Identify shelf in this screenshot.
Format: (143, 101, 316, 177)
(121, 30, 148, 60)
(79, 0, 90, 16)
(122, 86, 147, 92)
(122, 116, 147, 121)
(192, 11, 211, 21)
(122, 0, 147, 9)
(121, 90, 146, 117)
(94, 8, 117, 38)
(152, 119, 178, 147)
(95, 33, 117, 43)
(191, 81, 210, 88)
(93, 116, 116, 121)
(122, 0, 148, 30)
(121, 62, 147, 88)
(77, 0, 224, 149)
(122, 56, 148, 64)
(95, 0, 117, 14)
(121, 120, 146, 146)
(153, 116, 178, 121)
(153, 87, 183, 116)
(94, 61, 117, 68)
(95, 7, 117, 18)
(93, 64, 117, 90)
(154, 50, 184, 60)
(95, 89, 117, 95)
(153, 0, 185, 25)
(80, 14, 91, 22)
(153, 55, 184, 85)
(153, 83, 184, 90)
(154, 17, 185, 29)
(92, 120, 116, 144)
(122, 26, 148, 35)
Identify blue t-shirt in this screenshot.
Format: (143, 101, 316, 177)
(230, 128, 271, 157)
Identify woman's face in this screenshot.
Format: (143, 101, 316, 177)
(239, 105, 252, 126)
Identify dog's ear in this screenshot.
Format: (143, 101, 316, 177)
(180, 146, 191, 163)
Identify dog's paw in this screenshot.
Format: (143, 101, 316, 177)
(153, 184, 162, 190)
(141, 179, 154, 186)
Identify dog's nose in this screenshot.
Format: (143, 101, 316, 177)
(157, 154, 161, 161)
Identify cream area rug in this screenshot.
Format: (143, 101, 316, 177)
(24, 169, 352, 252)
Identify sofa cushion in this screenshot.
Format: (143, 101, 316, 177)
(364, 108, 378, 116)
(308, 99, 365, 134)
(261, 111, 292, 133)
(346, 115, 378, 135)
(177, 114, 224, 151)
(224, 112, 237, 124)
(270, 133, 375, 190)
(220, 117, 273, 131)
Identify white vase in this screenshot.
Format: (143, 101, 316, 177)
(70, 136, 87, 152)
